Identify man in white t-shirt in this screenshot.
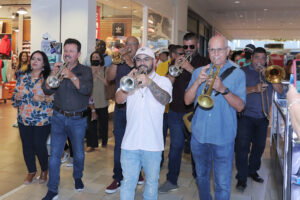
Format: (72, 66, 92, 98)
(115, 47, 173, 200)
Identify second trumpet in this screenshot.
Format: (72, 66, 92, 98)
(169, 53, 192, 77)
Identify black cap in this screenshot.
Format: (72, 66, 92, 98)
(244, 44, 255, 53)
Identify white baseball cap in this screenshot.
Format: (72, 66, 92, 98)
(135, 47, 155, 59)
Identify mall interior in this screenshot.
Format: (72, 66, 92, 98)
(0, 0, 299, 199)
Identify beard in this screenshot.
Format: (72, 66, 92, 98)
(137, 64, 153, 74)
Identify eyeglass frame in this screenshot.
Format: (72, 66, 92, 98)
(207, 47, 228, 53)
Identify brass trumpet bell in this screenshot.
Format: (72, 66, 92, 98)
(197, 95, 214, 109)
(265, 65, 286, 84)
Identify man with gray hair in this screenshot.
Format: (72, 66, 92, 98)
(184, 35, 246, 199)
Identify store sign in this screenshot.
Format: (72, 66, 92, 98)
(112, 23, 125, 36)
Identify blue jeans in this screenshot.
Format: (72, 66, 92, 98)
(112, 108, 127, 182)
(166, 109, 185, 185)
(47, 110, 87, 193)
(191, 136, 234, 200)
(235, 116, 268, 182)
(120, 149, 161, 200)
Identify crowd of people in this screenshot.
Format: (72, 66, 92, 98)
(11, 32, 300, 200)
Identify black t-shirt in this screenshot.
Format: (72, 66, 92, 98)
(170, 53, 210, 113)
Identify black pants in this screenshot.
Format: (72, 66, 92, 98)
(64, 138, 73, 157)
(86, 106, 108, 147)
(235, 116, 269, 182)
(18, 123, 51, 173)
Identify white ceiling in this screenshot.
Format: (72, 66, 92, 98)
(3, 0, 300, 40)
(189, 0, 300, 40)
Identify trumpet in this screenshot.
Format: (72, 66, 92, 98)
(112, 47, 131, 65)
(168, 53, 192, 77)
(120, 67, 146, 93)
(197, 63, 221, 109)
(46, 62, 69, 88)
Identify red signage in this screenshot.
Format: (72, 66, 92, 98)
(96, 6, 101, 39)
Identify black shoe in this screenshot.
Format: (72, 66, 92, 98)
(236, 180, 247, 191)
(42, 190, 58, 200)
(248, 172, 264, 183)
(75, 178, 84, 191)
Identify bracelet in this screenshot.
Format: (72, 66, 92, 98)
(288, 100, 300, 111)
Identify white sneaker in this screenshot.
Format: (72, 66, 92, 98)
(61, 151, 70, 163)
(66, 157, 73, 167)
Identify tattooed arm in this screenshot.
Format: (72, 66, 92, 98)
(148, 80, 171, 105)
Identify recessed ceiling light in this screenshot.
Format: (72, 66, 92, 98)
(239, 14, 243, 18)
(122, 6, 128, 9)
(11, 15, 15, 19)
(0, 5, 2, 8)
(234, 1, 240, 3)
(264, 8, 268, 11)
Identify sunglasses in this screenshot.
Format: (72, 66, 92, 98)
(183, 45, 195, 50)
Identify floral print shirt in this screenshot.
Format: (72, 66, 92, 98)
(12, 73, 53, 126)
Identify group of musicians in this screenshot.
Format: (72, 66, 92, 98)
(12, 32, 284, 200)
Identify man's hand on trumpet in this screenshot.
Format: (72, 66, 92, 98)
(196, 64, 210, 86)
(210, 76, 226, 94)
(61, 67, 76, 80)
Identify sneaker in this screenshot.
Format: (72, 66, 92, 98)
(42, 190, 58, 200)
(158, 180, 178, 193)
(66, 157, 73, 167)
(12, 123, 18, 128)
(61, 151, 70, 163)
(105, 180, 121, 194)
(137, 173, 144, 185)
(75, 178, 84, 192)
(236, 180, 247, 192)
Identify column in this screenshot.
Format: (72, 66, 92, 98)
(31, 0, 96, 62)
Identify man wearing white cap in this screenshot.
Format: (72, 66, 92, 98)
(115, 47, 173, 200)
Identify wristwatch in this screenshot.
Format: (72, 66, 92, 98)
(72, 76, 77, 81)
(221, 87, 230, 95)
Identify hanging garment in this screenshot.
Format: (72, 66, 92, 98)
(0, 35, 11, 56)
(1, 60, 7, 82)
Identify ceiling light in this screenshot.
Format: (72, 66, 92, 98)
(234, 1, 240, 3)
(11, 14, 15, 19)
(148, 19, 154, 24)
(17, 7, 28, 15)
(122, 6, 128, 9)
(239, 14, 243, 18)
(0, 5, 2, 8)
(264, 8, 268, 11)
(14, 29, 19, 32)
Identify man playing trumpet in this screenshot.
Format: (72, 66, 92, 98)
(235, 47, 283, 191)
(184, 35, 246, 199)
(116, 47, 172, 200)
(42, 38, 93, 200)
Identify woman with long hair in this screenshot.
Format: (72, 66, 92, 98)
(12, 50, 53, 184)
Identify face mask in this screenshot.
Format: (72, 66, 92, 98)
(91, 60, 100, 66)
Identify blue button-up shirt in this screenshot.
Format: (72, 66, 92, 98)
(187, 60, 246, 145)
(242, 65, 273, 118)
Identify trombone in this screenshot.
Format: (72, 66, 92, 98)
(168, 53, 192, 77)
(197, 63, 221, 109)
(259, 58, 286, 119)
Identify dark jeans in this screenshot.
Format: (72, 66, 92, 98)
(64, 138, 73, 157)
(86, 107, 109, 147)
(18, 123, 50, 173)
(112, 108, 126, 182)
(235, 116, 269, 182)
(166, 109, 185, 185)
(47, 111, 87, 193)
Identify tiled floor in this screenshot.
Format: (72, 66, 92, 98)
(0, 101, 281, 200)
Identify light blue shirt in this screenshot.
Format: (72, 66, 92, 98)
(187, 60, 246, 145)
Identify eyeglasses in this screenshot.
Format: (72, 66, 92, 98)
(136, 57, 152, 63)
(183, 45, 195, 50)
(208, 47, 228, 53)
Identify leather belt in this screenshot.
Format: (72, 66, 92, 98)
(53, 105, 85, 117)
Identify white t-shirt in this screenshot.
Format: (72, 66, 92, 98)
(121, 72, 173, 151)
